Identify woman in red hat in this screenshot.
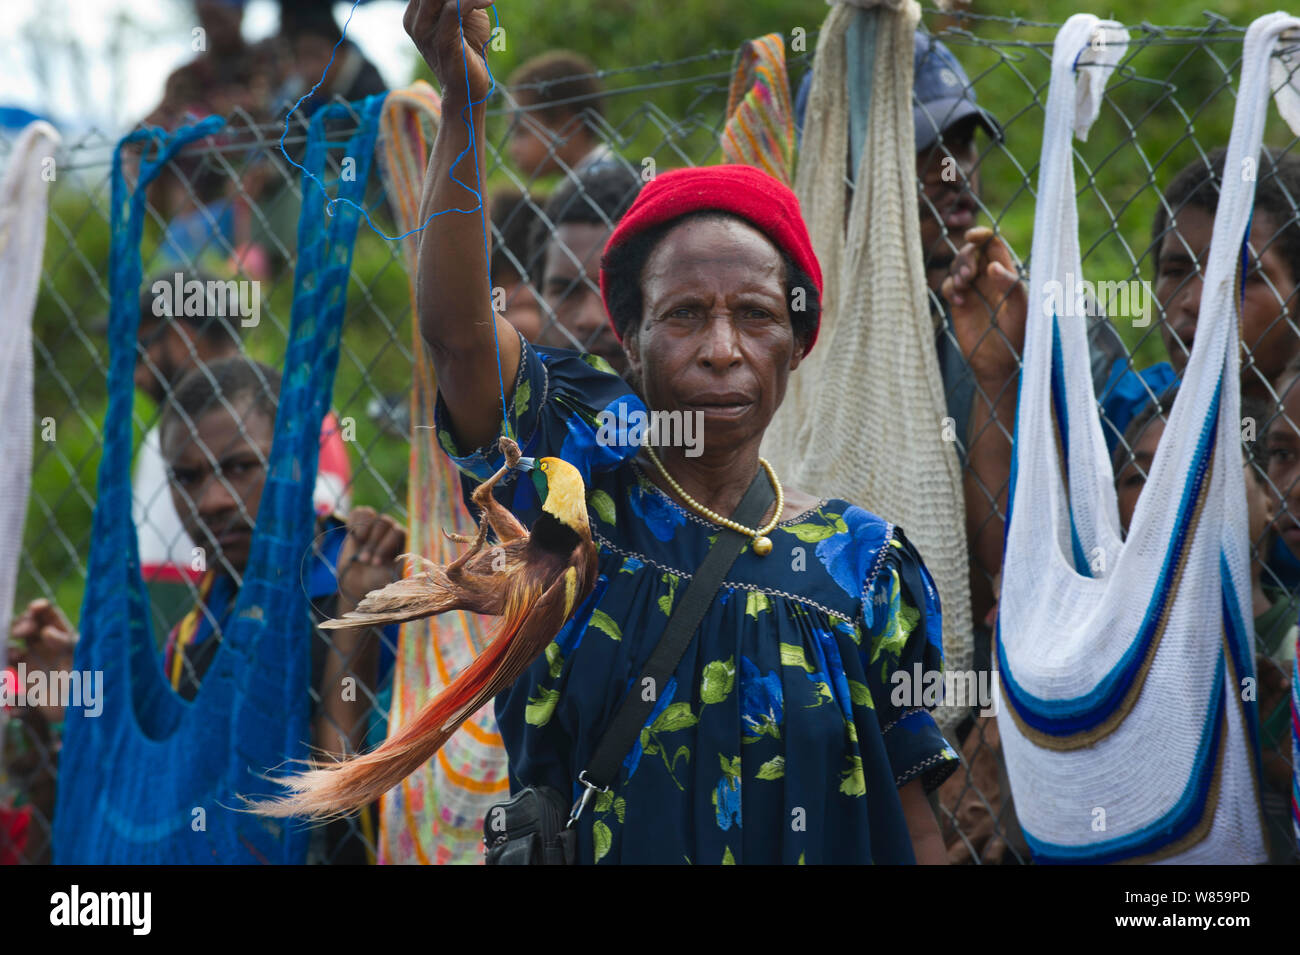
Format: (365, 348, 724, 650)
(403, 0, 956, 864)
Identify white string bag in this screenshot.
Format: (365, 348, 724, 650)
(0, 121, 60, 764)
(996, 13, 1300, 864)
(766, 0, 974, 730)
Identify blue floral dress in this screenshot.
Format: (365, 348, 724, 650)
(436, 337, 959, 864)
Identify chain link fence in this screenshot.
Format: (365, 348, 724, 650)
(3, 8, 1298, 864)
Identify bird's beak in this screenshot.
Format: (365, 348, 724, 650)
(513, 456, 537, 472)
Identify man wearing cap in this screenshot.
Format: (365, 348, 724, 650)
(793, 32, 1011, 625)
(796, 33, 999, 294)
(795, 32, 1126, 621)
(795, 32, 1032, 865)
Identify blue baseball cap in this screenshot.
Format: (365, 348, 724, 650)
(794, 31, 1002, 152)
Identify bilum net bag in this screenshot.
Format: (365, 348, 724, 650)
(994, 13, 1300, 864)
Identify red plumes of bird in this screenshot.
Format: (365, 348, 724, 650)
(251, 585, 546, 820)
(247, 438, 596, 821)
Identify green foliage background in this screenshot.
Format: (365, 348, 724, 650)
(23, 0, 1290, 626)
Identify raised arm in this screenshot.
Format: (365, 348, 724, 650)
(405, 0, 521, 452)
(942, 227, 1027, 625)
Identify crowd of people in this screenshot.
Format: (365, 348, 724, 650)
(2, 1, 1297, 865)
(142, 0, 388, 280)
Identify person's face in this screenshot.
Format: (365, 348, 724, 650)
(293, 35, 336, 94)
(625, 217, 803, 457)
(162, 399, 273, 577)
(194, 0, 243, 54)
(508, 104, 562, 179)
(135, 320, 229, 405)
(500, 277, 544, 342)
(135, 320, 185, 405)
(1156, 208, 1299, 387)
(1115, 417, 1165, 534)
(916, 117, 982, 272)
(1118, 408, 1276, 561)
(537, 222, 626, 372)
(1245, 464, 1274, 565)
(1265, 375, 1300, 559)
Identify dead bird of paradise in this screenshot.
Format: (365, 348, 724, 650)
(250, 436, 596, 819)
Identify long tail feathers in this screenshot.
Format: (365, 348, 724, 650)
(249, 581, 549, 821)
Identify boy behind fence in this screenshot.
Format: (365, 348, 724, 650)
(6, 358, 405, 863)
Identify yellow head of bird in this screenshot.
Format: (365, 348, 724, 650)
(532, 457, 589, 534)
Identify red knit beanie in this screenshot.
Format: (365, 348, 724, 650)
(599, 164, 824, 355)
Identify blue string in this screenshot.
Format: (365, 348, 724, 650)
(277, 0, 511, 435)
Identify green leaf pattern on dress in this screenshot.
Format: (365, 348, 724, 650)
(744, 590, 772, 618)
(512, 379, 531, 421)
(870, 568, 920, 684)
(658, 572, 679, 616)
(588, 608, 622, 641)
(544, 641, 564, 679)
(593, 821, 612, 863)
(524, 686, 560, 726)
(839, 755, 867, 797)
(700, 656, 736, 705)
(782, 509, 849, 543)
(587, 488, 617, 526)
(779, 642, 817, 672)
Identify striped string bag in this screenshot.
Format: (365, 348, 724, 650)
(721, 33, 797, 186)
(995, 13, 1300, 864)
(373, 82, 510, 865)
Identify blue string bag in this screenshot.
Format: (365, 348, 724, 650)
(54, 95, 386, 863)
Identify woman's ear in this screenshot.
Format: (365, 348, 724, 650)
(788, 331, 807, 372)
(623, 323, 641, 374)
(622, 325, 648, 397)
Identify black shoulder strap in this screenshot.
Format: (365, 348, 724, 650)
(579, 467, 776, 797)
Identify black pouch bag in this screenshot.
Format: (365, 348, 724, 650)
(483, 785, 576, 865)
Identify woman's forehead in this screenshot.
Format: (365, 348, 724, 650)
(644, 219, 784, 285)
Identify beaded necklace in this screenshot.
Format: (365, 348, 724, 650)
(643, 445, 783, 556)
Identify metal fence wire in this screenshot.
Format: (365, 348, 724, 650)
(3, 8, 1298, 864)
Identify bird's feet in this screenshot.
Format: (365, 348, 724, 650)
(499, 436, 522, 470)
